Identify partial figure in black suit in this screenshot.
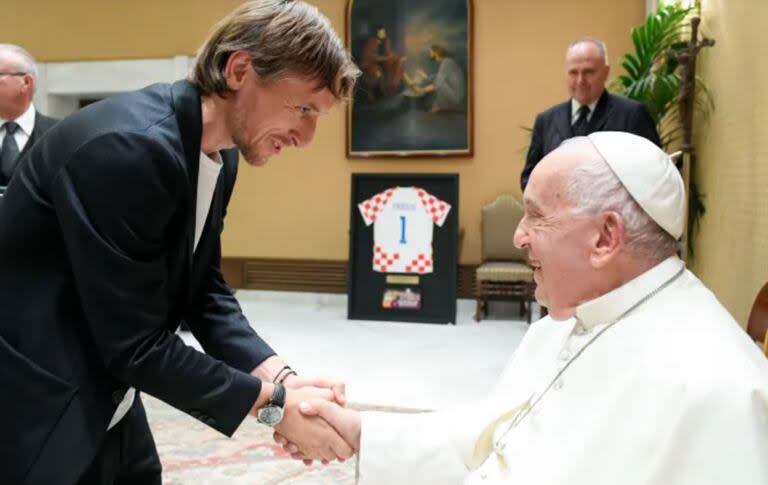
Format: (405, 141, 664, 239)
(0, 2, 361, 484)
(0, 44, 58, 190)
(520, 37, 661, 190)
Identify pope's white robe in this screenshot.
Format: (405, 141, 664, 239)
(358, 257, 768, 484)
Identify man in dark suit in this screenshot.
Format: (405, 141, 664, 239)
(0, 1, 361, 484)
(0, 44, 58, 191)
(520, 37, 661, 190)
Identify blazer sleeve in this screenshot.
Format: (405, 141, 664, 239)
(185, 152, 276, 374)
(520, 113, 545, 191)
(632, 103, 662, 147)
(50, 132, 261, 436)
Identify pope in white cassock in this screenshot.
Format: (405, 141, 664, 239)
(280, 132, 768, 484)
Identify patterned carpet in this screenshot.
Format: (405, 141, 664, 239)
(144, 395, 356, 484)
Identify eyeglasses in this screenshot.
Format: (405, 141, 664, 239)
(0, 72, 27, 78)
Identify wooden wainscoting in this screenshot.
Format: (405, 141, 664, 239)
(244, 259, 348, 293)
(221, 257, 478, 299)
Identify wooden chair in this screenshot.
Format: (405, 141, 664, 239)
(474, 194, 536, 322)
(747, 282, 768, 357)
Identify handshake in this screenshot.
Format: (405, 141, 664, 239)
(250, 373, 361, 465)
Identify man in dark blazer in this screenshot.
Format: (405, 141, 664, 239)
(0, 44, 58, 191)
(520, 38, 661, 190)
(0, 2, 361, 484)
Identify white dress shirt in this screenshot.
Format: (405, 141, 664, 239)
(358, 256, 768, 484)
(107, 151, 222, 430)
(571, 98, 598, 125)
(0, 103, 35, 152)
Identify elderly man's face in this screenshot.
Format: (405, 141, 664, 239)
(565, 42, 609, 106)
(514, 147, 600, 312)
(0, 53, 32, 118)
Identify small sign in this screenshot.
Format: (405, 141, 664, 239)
(386, 275, 420, 285)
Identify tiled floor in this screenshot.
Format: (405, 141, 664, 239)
(179, 291, 534, 411)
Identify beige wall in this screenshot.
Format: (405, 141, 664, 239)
(3, 0, 243, 61)
(4, 0, 645, 264)
(692, 0, 767, 327)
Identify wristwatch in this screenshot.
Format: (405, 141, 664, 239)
(256, 383, 286, 427)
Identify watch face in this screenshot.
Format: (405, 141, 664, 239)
(258, 405, 284, 426)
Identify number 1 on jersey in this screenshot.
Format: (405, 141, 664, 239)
(399, 216, 407, 244)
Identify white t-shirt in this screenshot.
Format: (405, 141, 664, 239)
(358, 186, 451, 274)
(194, 151, 223, 252)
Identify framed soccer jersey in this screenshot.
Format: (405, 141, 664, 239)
(348, 174, 458, 324)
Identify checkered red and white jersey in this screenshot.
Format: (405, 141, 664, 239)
(358, 186, 451, 274)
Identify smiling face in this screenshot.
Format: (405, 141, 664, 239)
(221, 52, 338, 166)
(228, 75, 336, 166)
(565, 41, 609, 106)
(513, 145, 603, 314)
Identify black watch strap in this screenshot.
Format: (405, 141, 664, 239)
(271, 382, 286, 408)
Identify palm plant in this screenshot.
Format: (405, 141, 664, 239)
(611, 1, 714, 257)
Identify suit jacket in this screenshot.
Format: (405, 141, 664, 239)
(0, 110, 58, 189)
(0, 80, 274, 484)
(520, 91, 661, 190)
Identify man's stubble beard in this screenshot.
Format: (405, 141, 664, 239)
(228, 101, 267, 166)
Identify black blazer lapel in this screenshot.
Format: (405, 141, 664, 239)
(555, 102, 573, 141)
(586, 90, 613, 133)
(18, 112, 56, 160)
(170, 80, 204, 300)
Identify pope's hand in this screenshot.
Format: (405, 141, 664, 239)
(282, 374, 346, 406)
(271, 386, 354, 463)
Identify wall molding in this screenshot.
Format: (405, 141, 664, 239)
(222, 257, 478, 299)
(33, 56, 193, 118)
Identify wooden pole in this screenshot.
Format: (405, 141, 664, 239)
(668, 16, 715, 263)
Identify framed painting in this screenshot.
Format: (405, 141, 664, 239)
(346, 0, 473, 158)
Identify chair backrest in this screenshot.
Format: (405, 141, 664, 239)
(481, 194, 527, 262)
(747, 282, 768, 355)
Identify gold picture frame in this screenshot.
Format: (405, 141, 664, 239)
(346, 0, 473, 158)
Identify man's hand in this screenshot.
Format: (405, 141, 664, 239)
(265, 387, 355, 463)
(274, 398, 361, 465)
(250, 356, 347, 406)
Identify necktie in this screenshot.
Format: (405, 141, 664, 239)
(572, 105, 590, 137)
(0, 121, 20, 185)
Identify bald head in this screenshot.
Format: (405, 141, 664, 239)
(566, 38, 608, 65)
(565, 38, 610, 106)
(525, 137, 600, 205)
(0, 44, 37, 85)
(533, 137, 598, 178)
(0, 44, 37, 119)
